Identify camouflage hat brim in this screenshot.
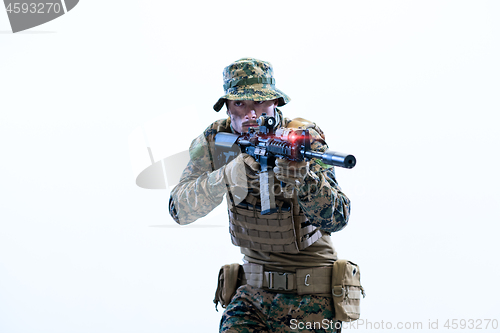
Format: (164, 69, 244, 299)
(213, 85, 290, 111)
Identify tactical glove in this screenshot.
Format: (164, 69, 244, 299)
(273, 158, 309, 187)
(273, 158, 312, 198)
(224, 153, 260, 203)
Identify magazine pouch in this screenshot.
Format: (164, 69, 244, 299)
(331, 260, 365, 321)
(214, 263, 243, 311)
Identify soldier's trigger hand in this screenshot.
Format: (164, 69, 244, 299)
(223, 154, 253, 204)
(273, 158, 309, 186)
(240, 154, 260, 193)
(241, 153, 260, 173)
(238, 154, 258, 193)
(225, 154, 259, 184)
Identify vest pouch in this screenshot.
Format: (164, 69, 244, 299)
(331, 260, 365, 321)
(213, 263, 243, 310)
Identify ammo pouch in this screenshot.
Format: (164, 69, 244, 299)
(213, 263, 243, 310)
(331, 260, 365, 322)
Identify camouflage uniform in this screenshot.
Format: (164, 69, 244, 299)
(169, 58, 351, 332)
(220, 285, 336, 333)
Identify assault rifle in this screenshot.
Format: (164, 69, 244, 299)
(214, 113, 356, 214)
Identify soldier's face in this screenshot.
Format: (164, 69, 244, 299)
(226, 99, 278, 133)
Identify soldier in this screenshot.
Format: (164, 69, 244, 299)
(169, 58, 351, 332)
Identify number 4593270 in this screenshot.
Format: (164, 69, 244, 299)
(444, 319, 498, 330)
(6, 3, 62, 14)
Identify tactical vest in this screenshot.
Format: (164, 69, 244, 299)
(227, 195, 325, 254)
(207, 111, 327, 254)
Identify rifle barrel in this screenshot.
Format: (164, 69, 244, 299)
(303, 149, 356, 169)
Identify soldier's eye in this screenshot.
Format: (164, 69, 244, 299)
(255, 101, 264, 104)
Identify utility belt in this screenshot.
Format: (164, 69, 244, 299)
(213, 261, 365, 322)
(241, 263, 332, 296)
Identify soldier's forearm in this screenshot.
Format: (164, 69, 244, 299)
(297, 169, 350, 233)
(169, 167, 227, 225)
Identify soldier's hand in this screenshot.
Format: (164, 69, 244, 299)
(242, 154, 260, 174)
(244, 156, 261, 194)
(273, 158, 309, 187)
(224, 153, 260, 203)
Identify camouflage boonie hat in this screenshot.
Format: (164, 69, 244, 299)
(213, 58, 291, 112)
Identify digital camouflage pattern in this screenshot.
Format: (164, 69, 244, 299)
(285, 122, 350, 233)
(213, 58, 291, 111)
(220, 285, 337, 333)
(168, 117, 232, 225)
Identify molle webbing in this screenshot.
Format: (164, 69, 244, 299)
(228, 206, 323, 254)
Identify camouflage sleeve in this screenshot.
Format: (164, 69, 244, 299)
(296, 128, 351, 233)
(168, 131, 227, 225)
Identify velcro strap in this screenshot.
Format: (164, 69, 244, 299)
(300, 228, 323, 249)
(299, 223, 316, 236)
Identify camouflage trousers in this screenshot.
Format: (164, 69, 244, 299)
(220, 284, 339, 333)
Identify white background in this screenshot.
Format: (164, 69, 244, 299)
(1, 1, 499, 332)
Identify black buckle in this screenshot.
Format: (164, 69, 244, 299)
(267, 271, 291, 291)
